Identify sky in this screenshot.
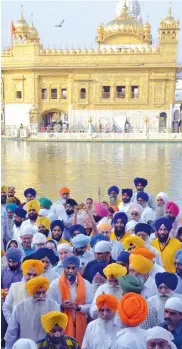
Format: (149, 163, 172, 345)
(1, 0, 182, 62)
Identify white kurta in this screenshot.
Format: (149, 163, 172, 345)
(2, 280, 28, 322)
(82, 318, 120, 349)
(50, 201, 66, 221)
(77, 250, 95, 270)
(12, 225, 22, 244)
(175, 276, 182, 293)
(118, 202, 132, 213)
(141, 207, 154, 224)
(48, 277, 94, 314)
(141, 276, 158, 300)
(111, 240, 124, 260)
(43, 266, 60, 283)
(149, 263, 165, 279)
(148, 293, 182, 323)
(5, 297, 60, 349)
(90, 282, 123, 319)
(111, 326, 146, 349)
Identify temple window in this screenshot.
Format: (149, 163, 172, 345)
(61, 88, 67, 99)
(41, 88, 47, 99)
(131, 86, 139, 99)
(80, 88, 86, 99)
(116, 86, 125, 98)
(51, 88, 57, 99)
(102, 86, 110, 99)
(16, 91, 22, 99)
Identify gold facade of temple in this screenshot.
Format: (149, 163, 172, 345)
(1, 3, 180, 129)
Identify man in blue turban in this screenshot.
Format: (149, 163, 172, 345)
(118, 189, 133, 213)
(69, 224, 86, 238)
(107, 186, 121, 209)
(175, 249, 182, 294)
(13, 207, 27, 244)
(1, 247, 23, 289)
(131, 177, 156, 210)
(71, 234, 95, 271)
(137, 192, 154, 224)
(50, 220, 65, 243)
(110, 212, 129, 243)
(147, 272, 181, 323)
(20, 188, 37, 210)
(34, 248, 59, 282)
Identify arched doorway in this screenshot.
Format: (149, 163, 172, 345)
(40, 109, 68, 132)
(159, 112, 167, 132)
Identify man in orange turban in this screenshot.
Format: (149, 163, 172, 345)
(37, 311, 80, 349)
(111, 293, 148, 349)
(2, 259, 44, 323)
(129, 254, 157, 299)
(5, 276, 60, 349)
(50, 187, 71, 224)
(82, 294, 120, 349)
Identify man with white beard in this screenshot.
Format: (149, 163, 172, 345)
(82, 294, 120, 349)
(148, 272, 182, 323)
(90, 263, 127, 319)
(50, 187, 70, 221)
(5, 277, 60, 349)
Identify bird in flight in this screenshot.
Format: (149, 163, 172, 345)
(55, 19, 64, 27)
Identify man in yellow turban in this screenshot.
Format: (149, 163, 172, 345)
(2, 259, 44, 323)
(123, 235, 145, 252)
(20, 200, 40, 235)
(129, 254, 157, 299)
(5, 277, 60, 349)
(37, 311, 80, 349)
(90, 263, 127, 319)
(82, 294, 120, 349)
(111, 293, 148, 349)
(36, 216, 51, 239)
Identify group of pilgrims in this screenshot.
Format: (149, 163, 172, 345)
(1, 177, 182, 349)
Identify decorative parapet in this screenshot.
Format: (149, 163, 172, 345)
(39, 46, 160, 55)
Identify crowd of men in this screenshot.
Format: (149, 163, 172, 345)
(1, 178, 182, 349)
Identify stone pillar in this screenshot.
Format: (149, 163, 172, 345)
(34, 75, 39, 105)
(29, 105, 39, 136)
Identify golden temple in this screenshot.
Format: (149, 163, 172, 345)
(1, 1, 181, 134)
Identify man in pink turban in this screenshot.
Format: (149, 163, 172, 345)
(165, 201, 180, 238)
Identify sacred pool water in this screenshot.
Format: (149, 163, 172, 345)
(2, 140, 182, 209)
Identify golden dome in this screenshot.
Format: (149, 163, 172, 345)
(29, 15, 39, 40)
(164, 6, 175, 24)
(106, 3, 141, 29)
(15, 8, 29, 34)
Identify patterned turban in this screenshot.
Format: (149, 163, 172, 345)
(123, 236, 145, 251)
(36, 216, 51, 230)
(26, 200, 40, 214)
(103, 263, 127, 279)
(131, 247, 156, 261)
(22, 259, 44, 276)
(96, 294, 118, 312)
(118, 292, 148, 326)
(129, 254, 153, 274)
(41, 311, 68, 332)
(26, 276, 50, 296)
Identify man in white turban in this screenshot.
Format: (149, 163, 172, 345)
(146, 326, 177, 349)
(12, 338, 37, 349)
(162, 297, 182, 349)
(154, 192, 169, 220)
